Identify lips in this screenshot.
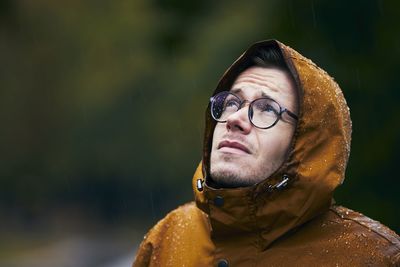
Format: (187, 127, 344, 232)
(218, 140, 251, 154)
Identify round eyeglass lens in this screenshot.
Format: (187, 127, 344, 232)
(250, 98, 280, 128)
(211, 92, 240, 121)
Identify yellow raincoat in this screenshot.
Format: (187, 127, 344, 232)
(133, 40, 400, 266)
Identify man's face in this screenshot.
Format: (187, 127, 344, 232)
(210, 66, 298, 187)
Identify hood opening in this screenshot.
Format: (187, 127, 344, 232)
(202, 39, 304, 189)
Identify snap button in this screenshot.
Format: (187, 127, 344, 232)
(214, 196, 224, 207)
(196, 179, 204, 192)
(217, 259, 229, 267)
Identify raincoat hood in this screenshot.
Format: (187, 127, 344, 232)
(192, 39, 352, 248)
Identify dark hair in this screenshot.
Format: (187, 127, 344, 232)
(252, 48, 287, 70)
(223, 46, 290, 87)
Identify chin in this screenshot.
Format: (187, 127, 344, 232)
(211, 161, 235, 174)
(210, 158, 275, 187)
(211, 165, 239, 178)
(210, 170, 254, 188)
(211, 162, 250, 185)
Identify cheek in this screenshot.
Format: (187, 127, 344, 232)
(257, 130, 293, 160)
(211, 124, 223, 152)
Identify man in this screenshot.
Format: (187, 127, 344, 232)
(133, 40, 400, 266)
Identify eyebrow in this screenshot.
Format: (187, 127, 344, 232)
(261, 91, 273, 99)
(230, 88, 276, 100)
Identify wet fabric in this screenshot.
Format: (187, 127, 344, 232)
(132, 40, 400, 266)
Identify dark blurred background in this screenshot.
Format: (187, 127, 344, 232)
(0, 0, 399, 265)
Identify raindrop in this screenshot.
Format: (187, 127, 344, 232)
(310, 0, 317, 28)
(354, 68, 361, 90)
(149, 191, 156, 221)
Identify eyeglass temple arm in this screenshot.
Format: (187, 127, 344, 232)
(284, 109, 298, 120)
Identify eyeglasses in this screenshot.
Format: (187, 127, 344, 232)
(210, 91, 298, 129)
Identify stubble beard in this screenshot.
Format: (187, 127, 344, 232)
(211, 168, 258, 188)
(210, 154, 279, 188)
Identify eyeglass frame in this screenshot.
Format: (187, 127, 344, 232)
(210, 91, 299, 129)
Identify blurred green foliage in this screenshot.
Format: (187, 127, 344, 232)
(0, 0, 399, 232)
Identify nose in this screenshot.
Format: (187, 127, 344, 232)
(225, 105, 252, 134)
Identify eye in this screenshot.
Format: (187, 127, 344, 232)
(254, 101, 278, 114)
(224, 99, 240, 110)
(265, 104, 278, 113)
(226, 99, 238, 107)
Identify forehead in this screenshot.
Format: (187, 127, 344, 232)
(230, 66, 297, 109)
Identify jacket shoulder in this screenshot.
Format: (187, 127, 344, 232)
(144, 202, 199, 236)
(330, 206, 400, 245)
(329, 205, 400, 264)
(132, 201, 205, 267)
